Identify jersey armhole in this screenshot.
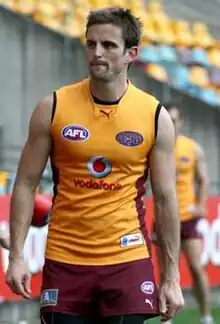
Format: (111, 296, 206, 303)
(51, 91, 57, 124)
(154, 103, 162, 140)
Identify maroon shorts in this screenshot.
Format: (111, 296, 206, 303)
(40, 258, 159, 319)
(180, 217, 203, 240)
(151, 217, 202, 243)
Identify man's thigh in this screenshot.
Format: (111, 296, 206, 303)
(99, 315, 147, 324)
(41, 313, 147, 324)
(40, 259, 96, 317)
(41, 312, 89, 324)
(98, 258, 159, 320)
(181, 238, 203, 270)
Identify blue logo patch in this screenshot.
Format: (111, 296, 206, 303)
(121, 237, 129, 247)
(116, 131, 143, 147)
(40, 289, 58, 308)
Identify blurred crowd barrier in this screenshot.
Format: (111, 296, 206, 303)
(0, 194, 220, 323)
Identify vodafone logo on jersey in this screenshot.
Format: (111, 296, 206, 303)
(61, 125, 90, 142)
(88, 156, 112, 178)
(73, 156, 121, 191)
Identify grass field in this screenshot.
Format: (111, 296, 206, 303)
(147, 308, 220, 324)
(148, 308, 220, 323)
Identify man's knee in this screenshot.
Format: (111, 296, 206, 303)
(189, 261, 206, 279)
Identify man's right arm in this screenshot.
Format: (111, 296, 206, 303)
(9, 95, 53, 261)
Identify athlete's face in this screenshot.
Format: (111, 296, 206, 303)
(168, 107, 182, 137)
(86, 24, 138, 82)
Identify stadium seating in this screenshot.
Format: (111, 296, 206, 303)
(189, 66, 210, 88)
(1, 0, 219, 106)
(173, 20, 194, 47)
(146, 64, 168, 82)
(0, 171, 9, 195)
(172, 65, 189, 90)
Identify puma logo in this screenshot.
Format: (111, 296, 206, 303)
(100, 110, 110, 118)
(145, 298, 154, 309)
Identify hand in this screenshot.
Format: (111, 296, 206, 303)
(6, 257, 32, 299)
(193, 205, 206, 218)
(159, 280, 184, 322)
(187, 204, 206, 218)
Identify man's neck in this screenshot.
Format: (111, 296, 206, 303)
(90, 77, 128, 102)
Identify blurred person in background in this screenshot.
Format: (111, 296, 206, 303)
(154, 103, 213, 324)
(6, 8, 183, 324)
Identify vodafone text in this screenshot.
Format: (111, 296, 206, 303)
(73, 178, 121, 191)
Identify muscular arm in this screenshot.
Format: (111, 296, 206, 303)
(9, 95, 53, 260)
(194, 144, 208, 208)
(149, 107, 180, 282)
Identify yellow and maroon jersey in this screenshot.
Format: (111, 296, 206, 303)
(46, 78, 161, 265)
(175, 135, 197, 221)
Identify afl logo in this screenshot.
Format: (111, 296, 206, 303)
(116, 131, 143, 147)
(88, 156, 112, 178)
(141, 281, 155, 295)
(61, 125, 90, 142)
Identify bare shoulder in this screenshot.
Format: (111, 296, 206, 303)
(29, 94, 54, 136)
(156, 106, 175, 148)
(194, 141, 205, 160)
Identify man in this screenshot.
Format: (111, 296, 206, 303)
(6, 8, 184, 324)
(154, 103, 213, 324)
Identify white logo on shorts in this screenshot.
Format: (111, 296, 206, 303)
(141, 281, 154, 294)
(145, 299, 154, 309)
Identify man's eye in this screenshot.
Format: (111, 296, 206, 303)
(87, 41, 96, 48)
(103, 42, 117, 49)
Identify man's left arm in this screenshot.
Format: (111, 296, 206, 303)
(194, 144, 209, 217)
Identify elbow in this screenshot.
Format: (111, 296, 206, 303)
(154, 187, 177, 204)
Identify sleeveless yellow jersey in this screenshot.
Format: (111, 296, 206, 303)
(175, 135, 197, 221)
(46, 78, 161, 265)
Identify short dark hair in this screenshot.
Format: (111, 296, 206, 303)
(86, 7, 142, 49)
(163, 102, 183, 118)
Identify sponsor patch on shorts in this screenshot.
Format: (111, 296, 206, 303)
(120, 233, 144, 247)
(40, 289, 58, 308)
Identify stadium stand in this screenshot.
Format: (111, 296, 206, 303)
(0, 171, 9, 195)
(0, 0, 220, 106)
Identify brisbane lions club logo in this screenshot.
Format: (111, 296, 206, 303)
(88, 156, 112, 178)
(116, 131, 143, 147)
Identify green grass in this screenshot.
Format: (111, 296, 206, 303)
(148, 308, 220, 323)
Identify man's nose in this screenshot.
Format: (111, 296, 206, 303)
(93, 43, 104, 58)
